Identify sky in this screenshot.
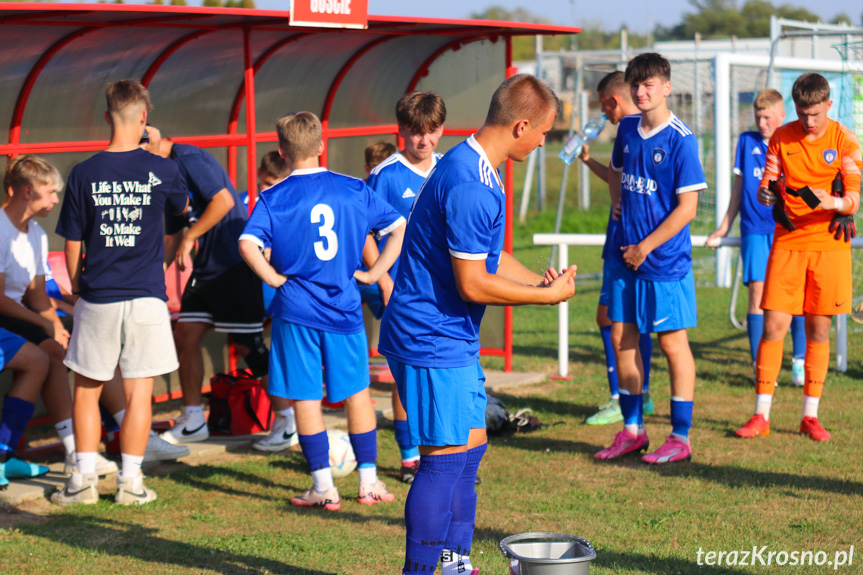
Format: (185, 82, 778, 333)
(245, 0, 863, 34)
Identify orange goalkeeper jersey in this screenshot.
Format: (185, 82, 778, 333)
(760, 119, 862, 251)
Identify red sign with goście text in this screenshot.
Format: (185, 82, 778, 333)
(290, 0, 368, 29)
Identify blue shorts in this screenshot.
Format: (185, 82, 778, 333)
(358, 284, 384, 320)
(598, 260, 611, 307)
(741, 233, 772, 286)
(388, 359, 487, 447)
(607, 258, 697, 334)
(268, 318, 369, 403)
(0, 328, 26, 370)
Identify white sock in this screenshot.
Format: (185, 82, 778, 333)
(802, 395, 820, 419)
(55, 418, 76, 455)
(112, 409, 126, 426)
(311, 468, 334, 493)
(610, 394, 620, 400)
(184, 405, 204, 418)
(76, 452, 98, 475)
(279, 407, 296, 433)
(755, 393, 773, 420)
(121, 453, 145, 478)
(358, 465, 377, 485)
(441, 549, 473, 575)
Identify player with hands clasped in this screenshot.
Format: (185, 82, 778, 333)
(596, 53, 707, 465)
(736, 73, 861, 442)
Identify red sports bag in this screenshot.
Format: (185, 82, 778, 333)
(207, 369, 273, 435)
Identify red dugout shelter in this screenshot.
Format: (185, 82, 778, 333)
(0, 3, 579, 373)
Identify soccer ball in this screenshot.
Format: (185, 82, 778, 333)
(327, 429, 357, 478)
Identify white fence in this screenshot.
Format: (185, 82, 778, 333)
(534, 233, 860, 378)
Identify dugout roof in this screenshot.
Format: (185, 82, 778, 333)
(0, 3, 578, 370)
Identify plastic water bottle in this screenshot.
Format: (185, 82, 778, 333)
(559, 114, 607, 165)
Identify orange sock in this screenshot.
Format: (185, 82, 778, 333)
(755, 338, 784, 395)
(803, 341, 829, 399)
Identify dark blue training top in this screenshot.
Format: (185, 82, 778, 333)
(56, 149, 187, 303)
(165, 144, 248, 281)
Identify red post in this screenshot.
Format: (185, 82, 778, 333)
(243, 26, 257, 208)
(504, 35, 515, 373)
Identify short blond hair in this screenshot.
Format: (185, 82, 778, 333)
(106, 80, 152, 122)
(753, 89, 784, 111)
(485, 74, 560, 128)
(276, 112, 322, 162)
(4, 155, 62, 196)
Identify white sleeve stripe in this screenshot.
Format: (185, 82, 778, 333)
(733, 168, 741, 175)
(238, 233, 265, 248)
(377, 216, 406, 237)
(611, 164, 623, 172)
(449, 249, 488, 261)
(677, 183, 707, 194)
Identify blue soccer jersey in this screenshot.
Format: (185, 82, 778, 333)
(240, 168, 404, 335)
(165, 144, 248, 281)
(378, 136, 505, 369)
(734, 131, 774, 236)
(611, 113, 707, 281)
(366, 151, 441, 279)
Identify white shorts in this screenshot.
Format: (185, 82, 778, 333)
(65, 297, 179, 381)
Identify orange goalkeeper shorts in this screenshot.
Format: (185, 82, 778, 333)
(761, 248, 852, 316)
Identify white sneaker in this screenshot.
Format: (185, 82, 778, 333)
(115, 473, 157, 506)
(63, 452, 119, 477)
(791, 358, 805, 387)
(144, 431, 191, 462)
(51, 472, 99, 506)
(252, 413, 298, 452)
(159, 413, 209, 445)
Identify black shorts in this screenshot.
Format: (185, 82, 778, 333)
(177, 262, 265, 334)
(0, 315, 52, 345)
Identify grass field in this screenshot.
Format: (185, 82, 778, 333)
(1, 143, 861, 574)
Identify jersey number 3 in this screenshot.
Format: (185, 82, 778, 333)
(311, 204, 338, 261)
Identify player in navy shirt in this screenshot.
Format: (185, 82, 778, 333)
(576, 71, 655, 427)
(54, 81, 187, 506)
(707, 89, 807, 381)
(379, 75, 576, 575)
(365, 91, 447, 484)
(597, 53, 706, 466)
(240, 111, 405, 511)
(146, 128, 269, 446)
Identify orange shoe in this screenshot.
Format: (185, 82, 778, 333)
(735, 414, 770, 438)
(800, 417, 831, 442)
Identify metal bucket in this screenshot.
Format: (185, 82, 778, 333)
(499, 532, 596, 575)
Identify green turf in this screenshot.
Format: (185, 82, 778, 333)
(2, 144, 861, 574)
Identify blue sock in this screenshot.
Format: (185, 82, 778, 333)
(639, 333, 652, 394)
(599, 325, 619, 397)
(790, 315, 807, 360)
(670, 398, 694, 440)
(404, 452, 467, 575)
(444, 443, 487, 557)
(619, 390, 641, 428)
(348, 429, 377, 468)
(747, 313, 764, 364)
(0, 397, 35, 459)
(297, 431, 330, 471)
(393, 419, 420, 461)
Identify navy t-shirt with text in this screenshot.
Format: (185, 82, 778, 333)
(56, 149, 187, 303)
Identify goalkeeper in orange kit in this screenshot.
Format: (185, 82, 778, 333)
(735, 72, 862, 442)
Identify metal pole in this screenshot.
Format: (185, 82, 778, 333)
(557, 243, 569, 378)
(243, 27, 257, 207)
(550, 89, 580, 262)
(519, 150, 537, 223)
(694, 33, 703, 162)
(836, 314, 847, 373)
(714, 53, 733, 287)
(579, 90, 590, 210)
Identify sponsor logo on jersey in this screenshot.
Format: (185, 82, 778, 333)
(148, 172, 162, 186)
(652, 148, 667, 165)
(402, 188, 416, 199)
(752, 167, 763, 179)
(621, 172, 658, 196)
(823, 149, 838, 164)
(624, 145, 630, 154)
